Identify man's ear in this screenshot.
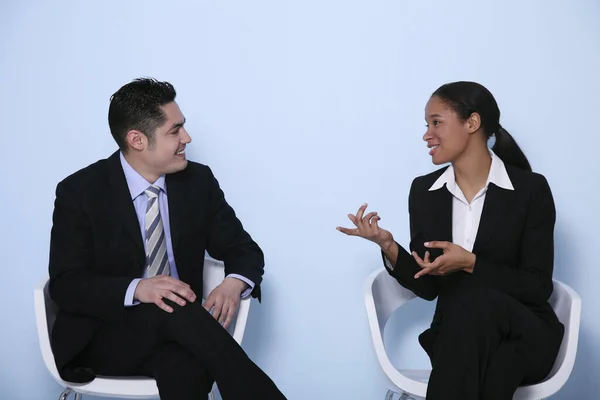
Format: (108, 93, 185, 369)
(126, 130, 146, 151)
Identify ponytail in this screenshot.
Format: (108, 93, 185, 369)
(492, 125, 532, 172)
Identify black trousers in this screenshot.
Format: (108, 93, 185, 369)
(78, 299, 286, 400)
(419, 288, 563, 400)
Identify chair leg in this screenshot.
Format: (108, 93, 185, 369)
(58, 388, 72, 400)
(385, 390, 417, 400)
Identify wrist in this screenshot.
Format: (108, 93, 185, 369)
(227, 277, 249, 293)
(464, 253, 476, 273)
(379, 238, 395, 253)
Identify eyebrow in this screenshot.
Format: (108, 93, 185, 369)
(425, 114, 442, 120)
(167, 118, 186, 133)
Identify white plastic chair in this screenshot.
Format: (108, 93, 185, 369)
(364, 267, 581, 400)
(34, 256, 251, 400)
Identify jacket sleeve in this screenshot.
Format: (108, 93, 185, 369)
(48, 180, 131, 320)
(471, 175, 556, 305)
(383, 178, 440, 301)
(203, 167, 265, 300)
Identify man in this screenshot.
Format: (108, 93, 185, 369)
(48, 78, 286, 399)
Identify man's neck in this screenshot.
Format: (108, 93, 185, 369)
(122, 151, 160, 184)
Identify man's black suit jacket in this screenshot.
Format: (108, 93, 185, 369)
(384, 164, 564, 340)
(48, 151, 264, 383)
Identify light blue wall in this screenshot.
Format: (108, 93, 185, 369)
(1, 1, 598, 399)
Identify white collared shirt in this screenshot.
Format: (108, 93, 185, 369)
(429, 150, 513, 252)
(385, 150, 514, 270)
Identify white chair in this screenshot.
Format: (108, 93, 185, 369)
(364, 267, 581, 400)
(34, 256, 251, 400)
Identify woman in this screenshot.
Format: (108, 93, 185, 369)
(337, 81, 564, 400)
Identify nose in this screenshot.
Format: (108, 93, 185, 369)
(423, 129, 432, 142)
(181, 127, 192, 144)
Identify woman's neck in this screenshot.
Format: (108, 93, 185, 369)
(453, 145, 492, 202)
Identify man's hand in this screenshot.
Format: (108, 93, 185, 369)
(134, 276, 197, 313)
(203, 277, 248, 329)
(413, 241, 476, 279)
(336, 203, 394, 250)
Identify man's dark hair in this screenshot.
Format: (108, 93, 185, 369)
(108, 78, 176, 151)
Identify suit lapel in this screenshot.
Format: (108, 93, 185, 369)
(473, 184, 515, 251)
(107, 152, 144, 252)
(166, 172, 189, 253)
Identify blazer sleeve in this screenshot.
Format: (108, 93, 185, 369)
(471, 174, 556, 305)
(204, 167, 265, 300)
(48, 180, 131, 320)
(383, 178, 440, 301)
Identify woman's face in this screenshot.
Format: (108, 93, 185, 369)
(423, 96, 473, 165)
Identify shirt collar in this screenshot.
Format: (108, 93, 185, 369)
(119, 152, 167, 200)
(429, 150, 514, 192)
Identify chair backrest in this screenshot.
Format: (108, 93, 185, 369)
(370, 269, 417, 332)
(202, 255, 226, 298)
(542, 280, 581, 379)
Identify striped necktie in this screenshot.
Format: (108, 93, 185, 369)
(144, 185, 170, 277)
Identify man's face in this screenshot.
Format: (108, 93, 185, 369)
(141, 101, 192, 177)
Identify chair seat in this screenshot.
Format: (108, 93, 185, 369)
(65, 377, 158, 398)
(397, 369, 430, 384)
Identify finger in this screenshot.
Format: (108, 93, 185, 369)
(411, 251, 426, 268)
(172, 284, 196, 302)
(336, 226, 359, 236)
(218, 302, 230, 325)
(363, 212, 378, 224)
(163, 290, 186, 307)
(347, 214, 359, 228)
(356, 203, 368, 220)
(424, 251, 430, 263)
(203, 295, 215, 312)
(157, 277, 196, 301)
(424, 241, 450, 250)
(415, 266, 436, 279)
(222, 303, 236, 329)
(372, 215, 381, 229)
(211, 299, 223, 321)
(155, 298, 174, 313)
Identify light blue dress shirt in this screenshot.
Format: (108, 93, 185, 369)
(120, 153, 254, 305)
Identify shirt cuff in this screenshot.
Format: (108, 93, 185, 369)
(226, 274, 255, 299)
(384, 255, 395, 271)
(124, 278, 142, 306)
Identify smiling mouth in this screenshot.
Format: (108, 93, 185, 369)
(429, 144, 439, 155)
(176, 149, 185, 156)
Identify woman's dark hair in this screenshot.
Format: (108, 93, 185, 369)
(432, 81, 531, 172)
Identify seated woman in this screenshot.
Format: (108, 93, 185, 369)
(337, 81, 564, 400)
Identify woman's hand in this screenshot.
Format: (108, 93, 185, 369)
(413, 241, 476, 279)
(336, 203, 394, 250)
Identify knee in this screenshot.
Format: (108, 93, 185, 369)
(160, 298, 218, 332)
(134, 300, 206, 329)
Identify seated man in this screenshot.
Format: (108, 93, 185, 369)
(48, 77, 286, 400)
